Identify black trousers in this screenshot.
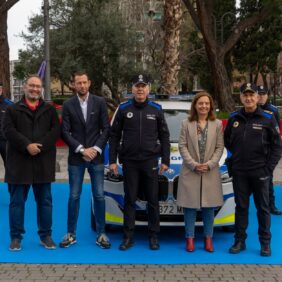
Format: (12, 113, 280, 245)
(122, 159, 159, 239)
(0, 139, 7, 165)
(268, 175, 276, 208)
(232, 169, 271, 245)
(0, 140, 11, 192)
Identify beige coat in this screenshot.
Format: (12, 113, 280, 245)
(177, 119, 224, 209)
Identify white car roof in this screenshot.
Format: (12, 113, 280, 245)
(155, 100, 191, 111)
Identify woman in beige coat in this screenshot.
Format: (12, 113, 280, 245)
(177, 92, 224, 252)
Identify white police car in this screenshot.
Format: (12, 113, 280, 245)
(91, 96, 235, 229)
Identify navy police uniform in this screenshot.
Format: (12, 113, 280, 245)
(109, 97, 170, 240)
(258, 85, 281, 214)
(224, 97, 281, 248)
(0, 95, 13, 164)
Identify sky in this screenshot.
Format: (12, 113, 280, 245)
(8, 0, 42, 60)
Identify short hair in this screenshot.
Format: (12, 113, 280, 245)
(24, 74, 42, 85)
(72, 71, 89, 81)
(189, 91, 216, 122)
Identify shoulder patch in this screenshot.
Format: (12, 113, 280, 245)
(229, 111, 239, 118)
(4, 98, 13, 105)
(262, 110, 273, 119)
(119, 99, 133, 110)
(269, 104, 278, 112)
(148, 101, 161, 110)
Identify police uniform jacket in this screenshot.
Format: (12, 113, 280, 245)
(3, 98, 60, 184)
(224, 107, 281, 174)
(261, 102, 280, 125)
(109, 98, 170, 166)
(0, 96, 13, 141)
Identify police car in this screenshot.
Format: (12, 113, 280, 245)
(91, 96, 235, 229)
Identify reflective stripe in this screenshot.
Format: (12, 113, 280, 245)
(214, 213, 235, 225)
(105, 212, 123, 224)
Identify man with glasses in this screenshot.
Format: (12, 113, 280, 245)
(3, 75, 60, 251)
(257, 85, 281, 215)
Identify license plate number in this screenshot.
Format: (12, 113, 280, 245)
(159, 203, 183, 215)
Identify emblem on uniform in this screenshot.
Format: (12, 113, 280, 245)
(247, 83, 251, 88)
(138, 74, 143, 82)
(233, 121, 239, 128)
(127, 112, 133, 118)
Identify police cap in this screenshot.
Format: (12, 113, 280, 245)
(257, 85, 269, 95)
(132, 74, 150, 86)
(240, 83, 257, 94)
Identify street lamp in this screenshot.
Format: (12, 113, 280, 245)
(43, 0, 51, 101)
(220, 12, 237, 44)
(212, 12, 237, 45)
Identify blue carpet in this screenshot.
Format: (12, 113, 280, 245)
(0, 183, 281, 264)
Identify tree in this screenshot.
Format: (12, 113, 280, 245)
(182, 0, 280, 111)
(233, 0, 282, 89)
(15, 0, 138, 103)
(0, 0, 20, 96)
(160, 0, 183, 95)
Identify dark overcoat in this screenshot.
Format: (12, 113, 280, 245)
(3, 98, 60, 184)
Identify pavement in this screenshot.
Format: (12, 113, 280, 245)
(0, 147, 282, 282)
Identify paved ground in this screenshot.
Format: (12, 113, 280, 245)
(0, 147, 282, 282)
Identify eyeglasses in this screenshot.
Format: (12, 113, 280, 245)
(27, 84, 42, 89)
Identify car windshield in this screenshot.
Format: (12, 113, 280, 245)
(164, 110, 188, 143)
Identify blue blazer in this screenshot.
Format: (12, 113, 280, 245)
(61, 94, 110, 165)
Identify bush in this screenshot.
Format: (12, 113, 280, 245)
(52, 97, 70, 105)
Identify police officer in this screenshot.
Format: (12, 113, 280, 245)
(224, 83, 281, 257)
(109, 74, 170, 251)
(257, 85, 282, 215)
(0, 83, 13, 165)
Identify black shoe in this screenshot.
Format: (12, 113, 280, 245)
(149, 237, 160, 250)
(270, 206, 282, 215)
(260, 244, 271, 257)
(9, 238, 21, 251)
(229, 241, 246, 254)
(119, 238, 134, 251)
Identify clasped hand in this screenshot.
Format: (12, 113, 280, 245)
(27, 143, 42, 156)
(194, 163, 209, 173)
(81, 147, 98, 162)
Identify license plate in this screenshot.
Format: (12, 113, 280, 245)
(159, 203, 183, 215)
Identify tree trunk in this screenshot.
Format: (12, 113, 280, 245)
(206, 47, 235, 112)
(0, 10, 11, 97)
(160, 0, 182, 95)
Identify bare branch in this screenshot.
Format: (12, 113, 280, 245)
(221, 8, 271, 55)
(0, 0, 19, 13)
(182, 0, 200, 29)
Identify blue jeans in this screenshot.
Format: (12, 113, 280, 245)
(67, 163, 105, 236)
(9, 183, 52, 240)
(184, 207, 214, 238)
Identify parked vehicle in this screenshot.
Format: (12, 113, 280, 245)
(91, 96, 235, 229)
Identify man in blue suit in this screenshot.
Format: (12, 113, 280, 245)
(60, 71, 111, 249)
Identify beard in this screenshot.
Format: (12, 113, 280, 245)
(25, 92, 41, 101)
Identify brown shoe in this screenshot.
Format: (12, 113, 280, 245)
(186, 237, 194, 252)
(204, 237, 214, 252)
